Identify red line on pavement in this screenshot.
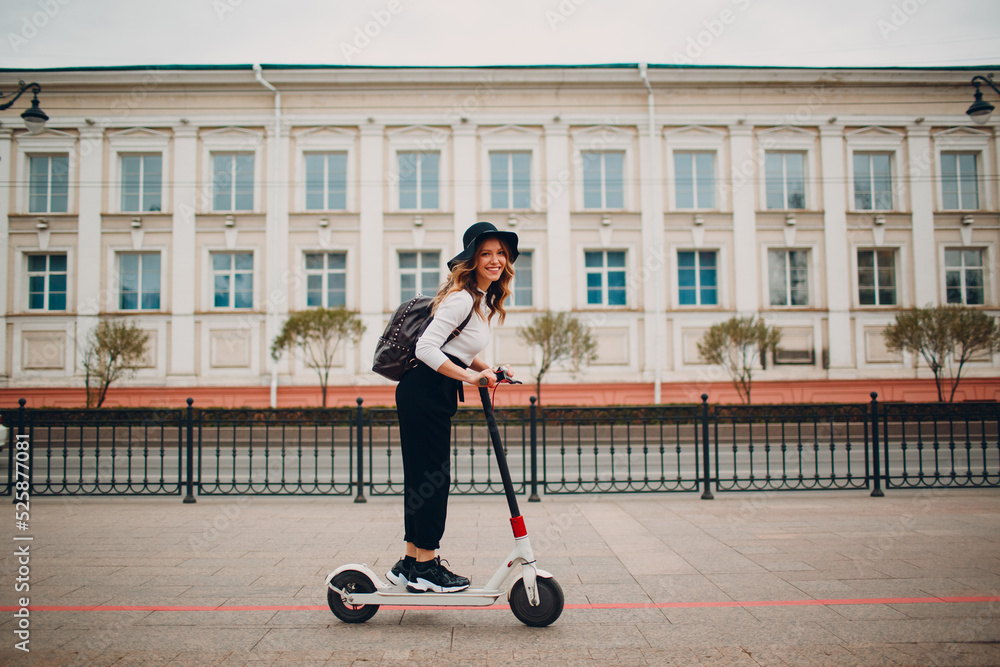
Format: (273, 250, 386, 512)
(3, 595, 998, 613)
(577, 596, 1000, 610)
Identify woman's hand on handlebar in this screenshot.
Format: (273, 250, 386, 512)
(489, 365, 522, 385)
(469, 368, 496, 387)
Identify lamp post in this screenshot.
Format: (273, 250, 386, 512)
(966, 73, 998, 125)
(0, 80, 49, 133)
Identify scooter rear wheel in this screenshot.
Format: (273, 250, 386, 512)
(328, 570, 379, 623)
(509, 576, 564, 627)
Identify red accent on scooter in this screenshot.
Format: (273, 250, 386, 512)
(510, 515, 527, 538)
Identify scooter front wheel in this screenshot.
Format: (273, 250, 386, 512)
(508, 577, 564, 627)
(328, 570, 379, 623)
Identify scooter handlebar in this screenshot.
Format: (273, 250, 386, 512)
(478, 367, 522, 386)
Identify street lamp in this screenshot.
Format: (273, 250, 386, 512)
(966, 74, 998, 125)
(0, 80, 48, 134)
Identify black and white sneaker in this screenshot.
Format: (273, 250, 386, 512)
(386, 558, 411, 586)
(406, 557, 470, 593)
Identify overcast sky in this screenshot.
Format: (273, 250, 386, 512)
(2, 0, 998, 70)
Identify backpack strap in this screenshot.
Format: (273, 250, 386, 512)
(445, 306, 474, 403)
(445, 307, 474, 344)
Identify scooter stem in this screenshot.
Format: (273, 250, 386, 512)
(479, 386, 521, 521)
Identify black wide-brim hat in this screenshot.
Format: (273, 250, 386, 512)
(447, 221, 519, 270)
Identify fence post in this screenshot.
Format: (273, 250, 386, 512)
(528, 396, 540, 502)
(355, 397, 366, 504)
(700, 394, 714, 500)
(12, 399, 27, 502)
(869, 392, 884, 497)
(183, 398, 196, 503)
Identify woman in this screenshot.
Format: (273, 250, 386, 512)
(387, 221, 518, 593)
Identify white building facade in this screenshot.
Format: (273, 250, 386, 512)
(1, 64, 998, 396)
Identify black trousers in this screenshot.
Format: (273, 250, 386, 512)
(395, 359, 463, 551)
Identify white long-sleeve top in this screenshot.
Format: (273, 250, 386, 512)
(414, 290, 491, 371)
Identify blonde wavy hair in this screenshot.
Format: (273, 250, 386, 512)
(432, 236, 515, 325)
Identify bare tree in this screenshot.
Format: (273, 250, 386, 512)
(883, 305, 1000, 402)
(517, 311, 597, 404)
(82, 320, 150, 408)
(697, 316, 781, 404)
(271, 307, 366, 407)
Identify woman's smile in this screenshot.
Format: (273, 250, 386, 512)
(475, 238, 507, 290)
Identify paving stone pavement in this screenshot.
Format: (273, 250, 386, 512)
(1, 490, 998, 666)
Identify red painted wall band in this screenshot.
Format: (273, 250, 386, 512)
(5, 377, 998, 409)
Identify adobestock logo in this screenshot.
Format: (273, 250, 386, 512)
(876, 0, 934, 39)
(7, 0, 72, 54)
(339, 0, 405, 64)
(213, 0, 246, 21)
(671, 0, 752, 65)
(545, 0, 588, 31)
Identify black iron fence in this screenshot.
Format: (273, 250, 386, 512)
(193, 402, 358, 496)
(711, 403, 872, 492)
(5, 405, 185, 496)
(3, 393, 997, 501)
(878, 400, 1000, 489)
(539, 404, 703, 494)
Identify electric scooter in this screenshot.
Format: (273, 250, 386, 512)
(325, 369, 564, 627)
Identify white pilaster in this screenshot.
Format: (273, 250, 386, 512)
(729, 124, 759, 313)
(452, 123, 477, 255)
(0, 129, 11, 381)
(265, 120, 291, 384)
(819, 124, 852, 371)
(75, 127, 104, 375)
(544, 123, 572, 310)
(907, 125, 937, 307)
(638, 123, 666, 395)
(358, 123, 385, 365)
(169, 126, 198, 380)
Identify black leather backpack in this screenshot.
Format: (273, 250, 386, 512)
(372, 295, 472, 381)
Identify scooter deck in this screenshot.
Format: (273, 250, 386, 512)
(338, 586, 505, 607)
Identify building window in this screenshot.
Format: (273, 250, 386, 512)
(768, 249, 809, 306)
(28, 155, 69, 213)
(941, 152, 979, 210)
(674, 152, 716, 209)
(677, 250, 718, 306)
(121, 154, 162, 212)
(945, 249, 984, 305)
(399, 251, 440, 301)
(119, 252, 161, 311)
(398, 152, 439, 210)
(508, 250, 533, 307)
(490, 151, 531, 209)
(853, 153, 892, 211)
(765, 151, 806, 210)
(212, 252, 253, 309)
(857, 249, 897, 306)
(582, 151, 624, 209)
(27, 253, 67, 311)
(585, 250, 626, 306)
(305, 252, 347, 308)
(212, 153, 254, 211)
(305, 152, 347, 211)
